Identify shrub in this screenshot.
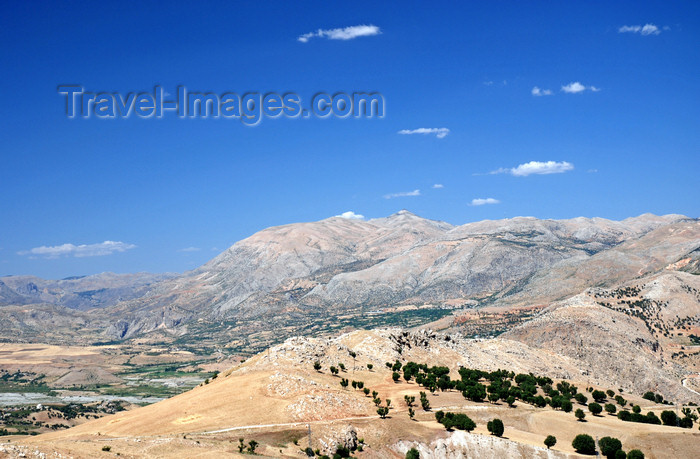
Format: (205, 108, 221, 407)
(313, 361, 321, 371)
(487, 418, 504, 437)
(544, 435, 557, 449)
(599, 436, 622, 459)
(102, 446, 111, 452)
(367, 363, 373, 370)
(405, 448, 420, 459)
(679, 417, 693, 428)
(572, 434, 596, 455)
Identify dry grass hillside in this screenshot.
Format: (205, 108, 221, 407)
(7, 328, 699, 458)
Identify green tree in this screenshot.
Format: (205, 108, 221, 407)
(592, 390, 607, 402)
(487, 418, 504, 437)
(392, 371, 400, 382)
(561, 399, 573, 413)
(599, 436, 622, 459)
(238, 438, 245, 453)
(340, 378, 349, 389)
(330, 366, 339, 375)
(506, 395, 516, 407)
(420, 391, 430, 411)
(605, 403, 617, 415)
(572, 434, 596, 455)
(544, 435, 557, 449)
(367, 363, 373, 370)
(313, 361, 321, 371)
(377, 406, 389, 419)
(575, 393, 588, 405)
(405, 447, 420, 459)
(363, 387, 370, 396)
(661, 410, 678, 426)
(408, 407, 415, 420)
(404, 395, 415, 407)
(247, 440, 259, 453)
(589, 402, 603, 416)
(632, 405, 641, 414)
(627, 450, 644, 459)
(575, 408, 586, 422)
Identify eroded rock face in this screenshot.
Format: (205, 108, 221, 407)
(394, 431, 567, 459)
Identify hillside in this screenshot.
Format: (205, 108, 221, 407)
(8, 327, 699, 458)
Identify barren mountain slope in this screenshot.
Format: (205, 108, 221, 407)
(0, 272, 175, 310)
(98, 213, 696, 341)
(503, 270, 700, 402)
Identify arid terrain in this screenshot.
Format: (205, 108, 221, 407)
(3, 328, 699, 458)
(0, 213, 698, 457)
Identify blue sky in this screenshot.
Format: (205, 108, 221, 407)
(1, 1, 698, 278)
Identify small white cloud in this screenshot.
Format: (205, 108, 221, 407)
(490, 160, 574, 177)
(532, 86, 553, 96)
(178, 247, 200, 252)
(483, 81, 494, 86)
(398, 128, 450, 139)
(432, 184, 444, 189)
(561, 82, 586, 93)
(298, 24, 380, 43)
(384, 189, 421, 199)
(619, 24, 661, 35)
(18, 241, 136, 259)
(470, 198, 500, 206)
(335, 211, 365, 220)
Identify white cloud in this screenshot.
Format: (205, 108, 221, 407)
(531, 86, 553, 96)
(384, 189, 421, 199)
(490, 160, 574, 177)
(432, 184, 444, 189)
(178, 247, 200, 252)
(398, 128, 450, 139)
(335, 211, 365, 220)
(18, 241, 136, 259)
(619, 24, 661, 35)
(298, 24, 380, 43)
(470, 198, 500, 206)
(561, 82, 586, 93)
